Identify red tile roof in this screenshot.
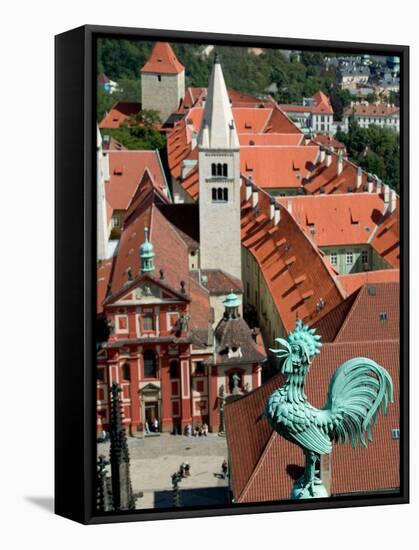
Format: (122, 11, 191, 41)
(280, 91, 334, 115)
(314, 282, 399, 342)
(304, 152, 369, 195)
(238, 133, 303, 146)
(192, 269, 243, 295)
(276, 193, 387, 246)
(106, 150, 167, 212)
(371, 201, 400, 268)
(240, 186, 345, 332)
(311, 134, 346, 153)
(140, 42, 184, 75)
(99, 102, 141, 129)
(241, 146, 318, 189)
(344, 102, 399, 117)
(338, 269, 400, 295)
(225, 340, 400, 502)
(97, 258, 114, 314)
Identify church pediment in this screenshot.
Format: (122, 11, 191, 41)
(109, 275, 188, 307)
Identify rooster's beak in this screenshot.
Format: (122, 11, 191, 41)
(269, 338, 292, 373)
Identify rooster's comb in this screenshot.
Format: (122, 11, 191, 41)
(288, 320, 322, 359)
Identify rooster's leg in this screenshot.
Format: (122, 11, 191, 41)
(303, 450, 320, 496)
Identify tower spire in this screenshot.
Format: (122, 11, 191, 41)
(198, 55, 239, 149)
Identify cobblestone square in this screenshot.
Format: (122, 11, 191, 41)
(98, 433, 229, 509)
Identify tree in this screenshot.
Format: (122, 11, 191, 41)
(336, 120, 400, 192)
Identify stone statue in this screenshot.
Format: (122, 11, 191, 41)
(265, 320, 393, 499)
(231, 372, 241, 394)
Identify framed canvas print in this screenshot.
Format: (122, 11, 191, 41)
(55, 25, 409, 524)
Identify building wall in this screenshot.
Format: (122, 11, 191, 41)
(321, 244, 388, 275)
(242, 246, 287, 347)
(141, 71, 185, 122)
(198, 149, 242, 280)
(343, 114, 399, 132)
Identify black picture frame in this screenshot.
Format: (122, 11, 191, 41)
(55, 24, 409, 525)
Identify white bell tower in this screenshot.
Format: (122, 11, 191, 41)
(198, 56, 241, 280)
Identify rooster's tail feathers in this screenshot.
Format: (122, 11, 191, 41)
(324, 357, 393, 448)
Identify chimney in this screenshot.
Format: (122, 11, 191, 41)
(367, 174, 373, 193)
(390, 189, 397, 213)
(337, 150, 343, 176)
(274, 204, 281, 225)
(384, 184, 390, 204)
(269, 197, 275, 220)
(319, 145, 326, 163)
(245, 177, 252, 201)
(325, 148, 332, 167)
(356, 166, 362, 189)
(252, 184, 259, 208)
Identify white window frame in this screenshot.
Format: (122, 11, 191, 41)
(346, 251, 354, 265)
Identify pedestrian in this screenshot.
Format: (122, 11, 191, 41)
(202, 423, 208, 436)
(222, 459, 228, 479)
(101, 429, 107, 442)
(184, 462, 190, 477)
(145, 420, 150, 434)
(153, 418, 159, 433)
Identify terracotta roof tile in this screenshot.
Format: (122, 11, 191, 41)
(241, 146, 318, 189)
(344, 102, 399, 117)
(97, 258, 114, 314)
(276, 193, 387, 246)
(140, 42, 184, 75)
(99, 102, 141, 129)
(106, 150, 167, 212)
(338, 269, 400, 295)
(240, 186, 345, 332)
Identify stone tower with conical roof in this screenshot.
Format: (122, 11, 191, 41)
(140, 42, 185, 123)
(198, 56, 241, 280)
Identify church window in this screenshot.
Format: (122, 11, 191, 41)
(217, 163, 223, 176)
(211, 163, 216, 176)
(223, 163, 228, 177)
(169, 360, 179, 379)
(217, 188, 223, 201)
(143, 313, 155, 331)
(223, 188, 228, 201)
(194, 362, 205, 376)
(212, 188, 217, 201)
(122, 363, 131, 381)
(144, 350, 157, 378)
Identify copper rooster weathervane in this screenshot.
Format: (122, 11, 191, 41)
(265, 320, 394, 499)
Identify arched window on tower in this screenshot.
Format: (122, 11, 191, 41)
(223, 163, 228, 177)
(223, 188, 228, 201)
(169, 360, 179, 379)
(144, 350, 157, 378)
(122, 363, 131, 381)
(211, 163, 216, 177)
(217, 188, 223, 201)
(217, 163, 223, 176)
(212, 188, 217, 201)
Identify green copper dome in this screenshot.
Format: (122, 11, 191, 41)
(223, 292, 241, 309)
(140, 227, 154, 273)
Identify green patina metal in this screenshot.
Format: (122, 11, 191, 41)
(223, 292, 241, 309)
(139, 226, 155, 273)
(265, 320, 394, 499)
